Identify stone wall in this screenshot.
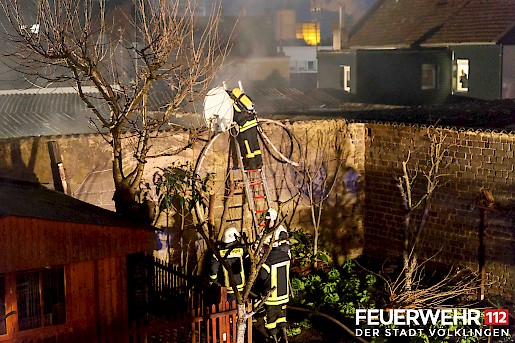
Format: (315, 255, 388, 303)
(1, 119, 513, 302)
(364, 123, 514, 303)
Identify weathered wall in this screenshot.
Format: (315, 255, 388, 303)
(364, 123, 515, 302)
(1, 120, 513, 302)
(279, 121, 366, 263)
(0, 120, 366, 264)
(0, 130, 197, 210)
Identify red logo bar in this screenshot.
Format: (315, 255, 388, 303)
(484, 309, 509, 326)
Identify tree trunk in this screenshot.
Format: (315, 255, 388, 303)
(236, 303, 247, 343)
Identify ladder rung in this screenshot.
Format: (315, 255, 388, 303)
(249, 181, 262, 186)
(226, 218, 243, 222)
(253, 195, 266, 200)
(233, 192, 244, 196)
(245, 169, 261, 173)
(229, 205, 243, 209)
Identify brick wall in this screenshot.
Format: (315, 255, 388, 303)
(364, 123, 515, 303)
(1, 119, 513, 302)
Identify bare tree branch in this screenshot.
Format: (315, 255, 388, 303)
(0, 0, 230, 218)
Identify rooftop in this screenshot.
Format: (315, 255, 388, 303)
(348, 0, 515, 48)
(0, 177, 152, 228)
(0, 87, 513, 139)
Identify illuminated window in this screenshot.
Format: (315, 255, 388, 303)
(456, 59, 469, 92)
(295, 23, 320, 46)
(17, 268, 66, 331)
(344, 65, 351, 92)
(421, 64, 437, 90)
(340, 65, 351, 92)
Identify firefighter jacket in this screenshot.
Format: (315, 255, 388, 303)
(228, 88, 262, 169)
(209, 243, 246, 294)
(256, 247, 291, 306)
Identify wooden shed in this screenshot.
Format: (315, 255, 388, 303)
(0, 178, 157, 342)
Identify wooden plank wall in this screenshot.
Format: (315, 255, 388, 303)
(0, 216, 156, 274)
(67, 256, 128, 340)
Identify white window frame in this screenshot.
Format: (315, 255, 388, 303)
(421, 64, 437, 90)
(342, 65, 351, 92)
(456, 59, 469, 92)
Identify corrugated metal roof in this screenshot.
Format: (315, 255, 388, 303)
(0, 87, 355, 138)
(0, 86, 512, 137)
(0, 86, 195, 139)
(0, 92, 101, 138)
(348, 0, 515, 48)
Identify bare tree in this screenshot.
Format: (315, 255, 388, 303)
(0, 0, 229, 219)
(397, 129, 451, 292)
(294, 121, 348, 267)
(357, 129, 480, 309)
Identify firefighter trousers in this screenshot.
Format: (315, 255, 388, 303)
(264, 304, 287, 337)
(237, 125, 262, 170)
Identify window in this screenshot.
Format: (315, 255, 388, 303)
(17, 268, 66, 331)
(421, 64, 437, 90)
(307, 60, 315, 71)
(456, 59, 469, 92)
(340, 65, 351, 92)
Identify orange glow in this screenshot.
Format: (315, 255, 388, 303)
(296, 23, 320, 46)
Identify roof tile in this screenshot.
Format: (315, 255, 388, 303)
(348, 0, 515, 47)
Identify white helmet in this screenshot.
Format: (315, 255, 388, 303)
(222, 226, 239, 244)
(265, 208, 278, 221)
(263, 232, 273, 246)
(273, 226, 289, 247)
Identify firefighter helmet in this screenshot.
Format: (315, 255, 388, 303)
(222, 226, 239, 244)
(265, 208, 278, 221)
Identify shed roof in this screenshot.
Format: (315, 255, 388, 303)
(348, 0, 515, 48)
(0, 177, 157, 273)
(0, 177, 150, 228)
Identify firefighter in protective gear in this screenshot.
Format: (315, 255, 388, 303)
(255, 226, 291, 342)
(272, 226, 290, 257)
(264, 209, 287, 241)
(209, 226, 246, 303)
(229, 88, 262, 170)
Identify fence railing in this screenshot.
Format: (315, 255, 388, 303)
(143, 256, 252, 343)
(15, 257, 252, 343)
(147, 256, 207, 315)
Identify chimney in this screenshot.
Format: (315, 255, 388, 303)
(333, 4, 349, 50)
(48, 141, 71, 195)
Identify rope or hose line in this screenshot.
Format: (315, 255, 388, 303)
(257, 119, 300, 167)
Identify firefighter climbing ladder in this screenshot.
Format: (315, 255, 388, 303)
(197, 82, 300, 240)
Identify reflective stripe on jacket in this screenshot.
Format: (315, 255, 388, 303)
(257, 248, 290, 305)
(211, 247, 246, 293)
